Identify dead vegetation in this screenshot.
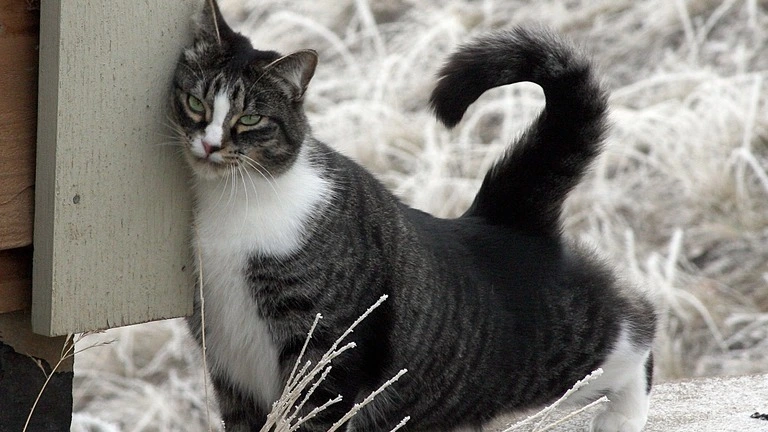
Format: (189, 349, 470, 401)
(72, 0, 768, 430)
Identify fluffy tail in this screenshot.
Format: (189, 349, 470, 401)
(430, 28, 608, 236)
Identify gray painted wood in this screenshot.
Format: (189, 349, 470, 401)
(33, 0, 200, 336)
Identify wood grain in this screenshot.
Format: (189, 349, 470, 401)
(0, 248, 32, 314)
(33, 1, 197, 336)
(0, 0, 39, 249)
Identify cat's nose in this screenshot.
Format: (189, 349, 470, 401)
(202, 140, 221, 156)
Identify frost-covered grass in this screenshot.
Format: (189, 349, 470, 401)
(73, 0, 768, 430)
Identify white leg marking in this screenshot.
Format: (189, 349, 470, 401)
(567, 324, 651, 432)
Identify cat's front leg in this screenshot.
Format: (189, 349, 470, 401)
(212, 375, 269, 431)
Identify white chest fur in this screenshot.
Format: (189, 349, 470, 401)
(192, 151, 332, 408)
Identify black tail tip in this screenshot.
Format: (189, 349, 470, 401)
(429, 87, 464, 129)
(429, 66, 481, 128)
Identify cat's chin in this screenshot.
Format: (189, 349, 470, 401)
(185, 153, 231, 180)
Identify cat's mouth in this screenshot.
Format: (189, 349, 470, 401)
(186, 150, 237, 178)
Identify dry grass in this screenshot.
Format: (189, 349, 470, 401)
(499, 369, 608, 432)
(73, 0, 768, 430)
(257, 295, 409, 432)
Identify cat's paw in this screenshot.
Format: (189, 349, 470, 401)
(589, 410, 646, 432)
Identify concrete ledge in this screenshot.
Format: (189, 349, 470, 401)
(528, 374, 768, 431)
(641, 374, 768, 432)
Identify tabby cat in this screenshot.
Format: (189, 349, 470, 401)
(172, 1, 656, 431)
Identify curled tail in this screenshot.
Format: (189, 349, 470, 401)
(430, 27, 608, 236)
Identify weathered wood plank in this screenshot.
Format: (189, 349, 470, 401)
(0, 0, 39, 249)
(0, 248, 32, 314)
(33, 0, 198, 336)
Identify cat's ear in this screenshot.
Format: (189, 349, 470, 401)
(193, 0, 235, 44)
(265, 50, 318, 102)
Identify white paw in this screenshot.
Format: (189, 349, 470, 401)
(590, 410, 646, 432)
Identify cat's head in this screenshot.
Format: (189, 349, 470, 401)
(171, 0, 317, 180)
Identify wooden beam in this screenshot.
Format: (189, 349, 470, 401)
(0, 248, 32, 314)
(33, 0, 198, 336)
(0, 0, 39, 249)
(0, 3, 70, 429)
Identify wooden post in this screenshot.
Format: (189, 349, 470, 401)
(33, 0, 197, 337)
(2, 0, 199, 427)
(0, 1, 72, 430)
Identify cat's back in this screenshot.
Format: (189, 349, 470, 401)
(404, 208, 647, 327)
(404, 209, 562, 285)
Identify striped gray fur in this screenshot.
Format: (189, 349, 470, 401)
(173, 2, 657, 431)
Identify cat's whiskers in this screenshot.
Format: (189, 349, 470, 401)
(239, 158, 271, 190)
(155, 116, 193, 150)
(244, 69, 276, 96)
(153, 140, 186, 148)
(249, 98, 283, 114)
(154, 135, 187, 147)
(212, 162, 232, 211)
(235, 164, 251, 234)
(239, 154, 283, 202)
(162, 113, 187, 132)
(178, 59, 205, 83)
(156, 127, 184, 139)
(184, 57, 209, 87)
(225, 164, 237, 211)
(242, 88, 274, 100)
(238, 159, 263, 211)
(159, 127, 184, 139)
(239, 158, 287, 216)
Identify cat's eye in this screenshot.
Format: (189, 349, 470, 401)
(187, 95, 205, 114)
(239, 115, 262, 126)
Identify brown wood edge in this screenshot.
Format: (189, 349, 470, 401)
(0, 310, 72, 372)
(0, 247, 33, 314)
(0, 0, 40, 249)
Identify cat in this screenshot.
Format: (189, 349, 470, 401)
(171, 1, 657, 431)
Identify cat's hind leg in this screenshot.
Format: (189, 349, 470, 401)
(585, 329, 653, 432)
(589, 356, 652, 432)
